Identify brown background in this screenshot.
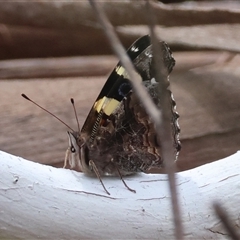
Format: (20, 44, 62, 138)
(0, 1, 240, 173)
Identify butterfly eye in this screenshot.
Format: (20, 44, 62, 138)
(70, 146, 76, 153)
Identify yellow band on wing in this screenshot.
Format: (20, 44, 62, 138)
(116, 65, 128, 77)
(94, 96, 120, 116)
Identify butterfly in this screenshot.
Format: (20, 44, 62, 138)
(63, 35, 181, 195)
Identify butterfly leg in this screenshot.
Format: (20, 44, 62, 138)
(63, 147, 70, 168)
(111, 159, 136, 193)
(89, 160, 110, 195)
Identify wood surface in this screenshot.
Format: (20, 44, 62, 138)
(1, 52, 239, 172)
(1, 2, 240, 60)
(0, 0, 239, 188)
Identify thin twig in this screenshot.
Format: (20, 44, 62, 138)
(89, 0, 161, 125)
(89, 0, 183, 238)
(146, 1, 184, 239)
(213, 202, 240, 240)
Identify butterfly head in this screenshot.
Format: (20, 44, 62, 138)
(65, 131, 93, 174)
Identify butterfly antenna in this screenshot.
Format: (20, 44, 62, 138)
(70, 98, 81, 133)
(21, 93, 74, 132)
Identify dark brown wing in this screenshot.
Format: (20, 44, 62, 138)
(79, 35, 180, 173)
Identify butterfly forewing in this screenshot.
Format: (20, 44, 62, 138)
(81, 35, 152, 137)
(81, 35, 178, 157)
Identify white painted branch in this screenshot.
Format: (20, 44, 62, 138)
(0, 150, 239, 239)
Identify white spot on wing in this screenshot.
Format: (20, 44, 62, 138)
(131, 46, 139, 52)
(151, 78, 157, 84)
(145, 49, 152, 57)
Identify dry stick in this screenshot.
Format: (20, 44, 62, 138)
(88, 0, 160, 126)
(213, 202, 240, 240)
(146, 1, 184, 239)
(89, 0, 183, 238)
